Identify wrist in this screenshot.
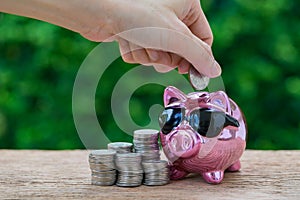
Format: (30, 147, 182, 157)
(0, 0, 119, 41)
(79, 0, 120, 41)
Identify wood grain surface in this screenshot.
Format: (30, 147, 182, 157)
(0, 150, 299, 200)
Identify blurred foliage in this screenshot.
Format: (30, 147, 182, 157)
(0, 0, 300, 149)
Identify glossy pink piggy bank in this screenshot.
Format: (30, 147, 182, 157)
(159, 86, 247, 184)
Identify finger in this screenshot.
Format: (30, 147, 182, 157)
(153, 64, 175, 73)
(118, 38, 185, 72)
(118, 27, 221, 77)
(129, 42, 151, 64)
(118, 38, 134, 63)
(145, 49, 181, 68)
(168, 52, 183, 67)
(145, 49, 160, 63)
(145, 50, 182, 73)
(188, 3, 213, 46)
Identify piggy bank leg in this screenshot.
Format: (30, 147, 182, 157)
(169, 165, 189, 180)
(226, 160, 241, 172)
(202, 171, 224, 184)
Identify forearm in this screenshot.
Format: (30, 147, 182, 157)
(0, 0, 115, 35)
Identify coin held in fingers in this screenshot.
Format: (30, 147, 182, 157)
(189, 67, 210, 90)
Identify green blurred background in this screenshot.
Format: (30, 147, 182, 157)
(0, 0, 299, 150)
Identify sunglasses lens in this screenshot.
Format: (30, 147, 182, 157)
(159, 108, 183, 135)
(189, 111, 200, 134)
(189, 108, 227, 138)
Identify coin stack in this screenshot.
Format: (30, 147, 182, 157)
(133, 129, 160, 161)
(107, 142, 133, 153)
(115, 153, 143, 187)
(142, 160, 170, 186)
(89, 150, 117, 186)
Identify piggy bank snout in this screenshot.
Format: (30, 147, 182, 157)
(167, 128, 201, 158)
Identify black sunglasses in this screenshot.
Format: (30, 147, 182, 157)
(159, 107, 240, 138)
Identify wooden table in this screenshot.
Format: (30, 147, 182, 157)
(0, 150, 299, 200)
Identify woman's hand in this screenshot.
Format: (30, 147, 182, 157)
(82, 0, 221, 77)
(0, 0, 221, 77)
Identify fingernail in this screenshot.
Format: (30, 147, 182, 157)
(178, 60, 190, 74)
(210, 61, 222, 77)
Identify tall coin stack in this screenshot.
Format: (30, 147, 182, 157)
(89, 150, 117, 186)
(142, 160, 170, 186)
(107, 142, 133, 153)
(133, 129, 160, 161)
(115, 153, 143, 187)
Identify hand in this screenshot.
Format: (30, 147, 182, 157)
(0, 0, 221, 77)
(81, 0, 221, 77)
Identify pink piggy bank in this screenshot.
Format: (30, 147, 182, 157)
(159, 86, 247, 184)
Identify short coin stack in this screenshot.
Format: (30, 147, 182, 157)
(142, 160, 170, 186)
(89, 150, 117, 186)
(107, 142, 133, 153)
(133, 129, 160, 161)
(115, 153, 143, 187)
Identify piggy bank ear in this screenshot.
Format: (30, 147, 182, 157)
(163, 86, 187, 106)
(209, 91, 232, 113)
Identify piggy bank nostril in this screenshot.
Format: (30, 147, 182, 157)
(183, 136, 191, 150)
(171, 137, 178, 149)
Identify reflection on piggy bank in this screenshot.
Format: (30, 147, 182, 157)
(159, 86, 247, 184)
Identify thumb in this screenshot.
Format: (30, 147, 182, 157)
(117, 27, 221, 78)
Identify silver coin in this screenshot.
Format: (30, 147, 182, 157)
(108, 142, 133, 148)
(116, 182, 142, 187)
(91, 180, 116, 186)
(116, 171, 143, 187)
(142, 160, 168, 171)
(115, 163, 142, 168)
(133, 142, 158, 148)
(118, 170, 144, 174)
(91, 170, 117, 186)
(115, 166, 143, 171)
(89, 149, 116, 156)
(115, 152, 141, 158)
(134, 142, 159, 147)
(115, 153, 142, 163)
(133, 129, 159, 138)
(89, 163, 115, 171)
(92, 174, 116, 180)
(107, 142, 133, 153)
(89, 158, 115, 162)
(189, 67, 210, 90)
(141, 156, 160, 162)
(142, 160, 168, 166)
(143, 181, 169, 186)
(91, 170, 116, 176)
(135, 149, 160, 154)
(92, 181, 115, 185)
(145, 174, 169, 179)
